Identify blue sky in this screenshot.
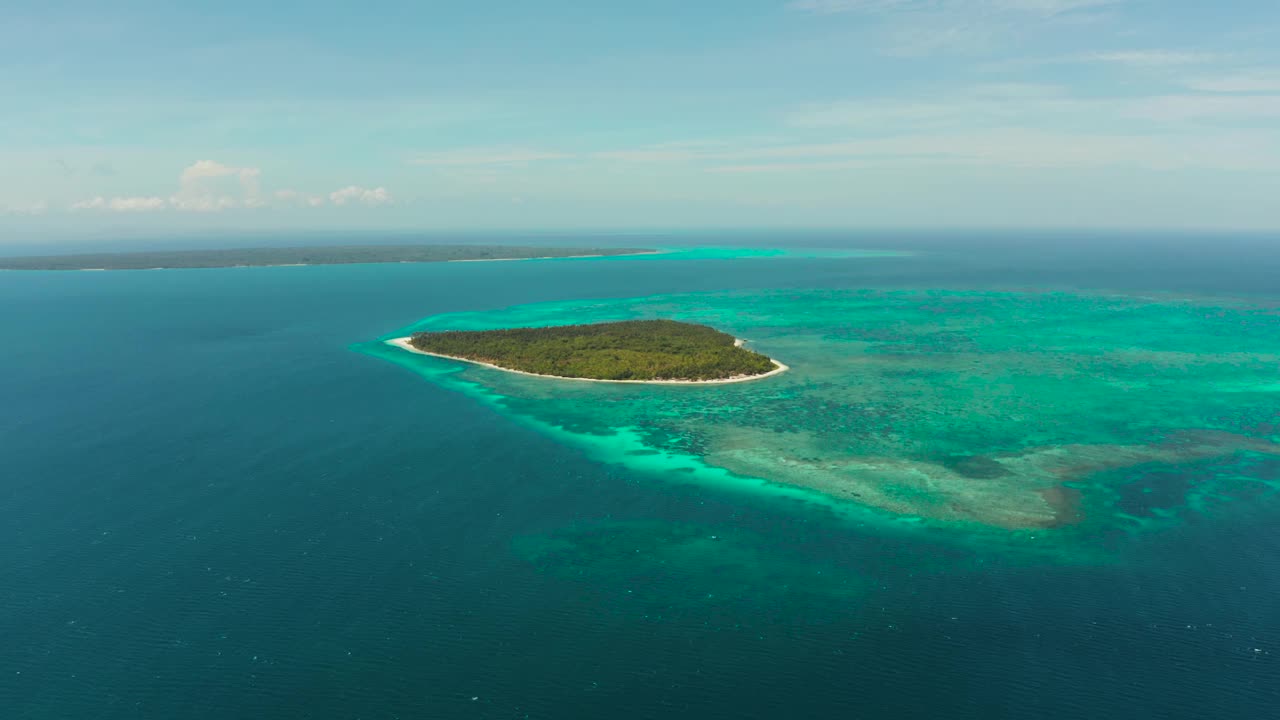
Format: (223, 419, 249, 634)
(3, 0, 1280, 236)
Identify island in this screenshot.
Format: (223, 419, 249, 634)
(0, 244, 656, 271)
(389, 319, 788, 384)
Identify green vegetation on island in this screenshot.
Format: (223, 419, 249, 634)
(409, 320, 779, 381)
(0, 245, 653, 271)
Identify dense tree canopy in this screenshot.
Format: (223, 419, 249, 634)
(410, 320, 777, 381)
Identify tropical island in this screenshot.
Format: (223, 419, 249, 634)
(0, 244, 655, 271)
(389, 319, 788, 384)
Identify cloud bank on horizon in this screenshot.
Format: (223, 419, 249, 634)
(2, 0, 1278, 233)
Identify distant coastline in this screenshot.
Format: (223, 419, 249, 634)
(387, 337, 789, 385)
(0, 245, 658, 271)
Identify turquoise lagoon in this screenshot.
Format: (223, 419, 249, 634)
(361, 283, 1280, 556)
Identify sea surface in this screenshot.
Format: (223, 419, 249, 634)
(2, 232, 1278, 719)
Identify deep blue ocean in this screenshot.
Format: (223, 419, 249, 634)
(2, 232, 1278, 719)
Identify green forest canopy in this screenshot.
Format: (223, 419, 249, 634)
(409, 320, 778, 381)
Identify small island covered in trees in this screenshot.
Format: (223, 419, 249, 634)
(390, 320, 787, 384)
(0, 245, 654, 271)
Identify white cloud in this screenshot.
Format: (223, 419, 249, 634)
(167, 194, 239, 212)
(993, 0, 1121, 13)
(1186, 69, 1280, 93)
(583, 99, 1280, 172)
(171, 159, 262, 212)
(71, 196, 167, 212)
(697, 128, 1280, 172)
(180, 159, 247, 181)
(784, 86, 1080, 129)
(329, 186, 392, 207)
(409, 148, 569, 166)
(786, 0, 1119, 16)
(592, 149, 701, 163)
(112, 196, 166, 212)
(988, 49, 1226, 71)
(1124, 94, 1280, 121)
(1085, 50, 1221, 66)
(275, 189, 327, 207)
(787, 0, 1123, 56)
(61, 161, 392, 214)
(785, 0, 907, 12)
(783, 84, 1280, 132)
(0, 201, 48, 216)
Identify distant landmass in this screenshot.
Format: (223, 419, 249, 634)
(392, 319, 786, 383)
(0, 245, 655, 271)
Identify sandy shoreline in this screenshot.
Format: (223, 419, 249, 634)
(386, 337, 789, 385)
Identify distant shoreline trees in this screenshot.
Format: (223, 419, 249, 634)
(0, 245, 652, 271)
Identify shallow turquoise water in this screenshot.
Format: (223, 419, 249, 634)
(3, 236, 1279, 718)
(362, 287, 1280, 547)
